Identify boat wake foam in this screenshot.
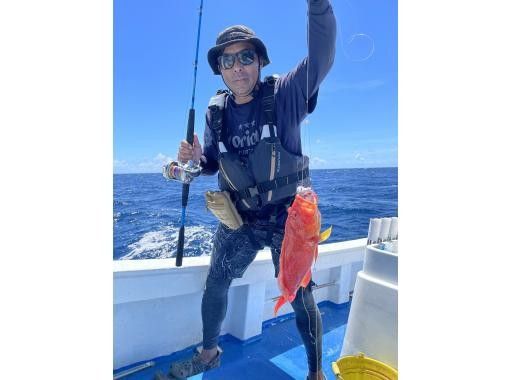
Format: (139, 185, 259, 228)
(120, 225, 215, 260)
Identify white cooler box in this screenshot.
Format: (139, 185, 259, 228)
(340, 242, 398, 369)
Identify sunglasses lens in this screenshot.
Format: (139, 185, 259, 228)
(239, 50, 255, 65)
(219, 54, 235, 69)
(218, 50, 255, 70)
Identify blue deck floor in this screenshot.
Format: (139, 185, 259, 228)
(114, 300, 351, 380)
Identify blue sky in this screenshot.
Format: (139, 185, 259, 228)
(114, 0, 397, 173)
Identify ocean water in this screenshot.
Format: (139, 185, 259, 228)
(113, 167, 397, 260)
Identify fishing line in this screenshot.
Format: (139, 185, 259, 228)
(337, 0, 375, 62)
(302, 287, 316, 345)
(304, 0, 311, 183)
(304, 2, 320, 376)
(341, 32, 375, 62)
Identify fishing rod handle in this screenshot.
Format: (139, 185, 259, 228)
(176, 225, 185, 267)
(186, 108, 195, 144)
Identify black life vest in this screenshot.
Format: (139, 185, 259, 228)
(208, 75, 310, 212)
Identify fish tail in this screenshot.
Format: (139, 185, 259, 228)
(273, 296, 287, 316)
(319, 226, 333, 243)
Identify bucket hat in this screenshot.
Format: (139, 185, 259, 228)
(207, 25, 270, 75)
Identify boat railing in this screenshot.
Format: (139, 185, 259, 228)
(113, 238, 366, 370)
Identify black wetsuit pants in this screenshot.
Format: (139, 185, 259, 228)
(201, 222, 324, 372)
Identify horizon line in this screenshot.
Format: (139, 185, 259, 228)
(113, 166, 398, 175)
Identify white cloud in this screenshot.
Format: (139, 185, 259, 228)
(155, 152, 170, 161)
(113, 159, 128, 168)
(310, 156, 327, 169)
(114, 153, 174, 174)
(354, 152, 365, 161)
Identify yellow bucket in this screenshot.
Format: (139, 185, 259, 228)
(331, 353, 398, 380)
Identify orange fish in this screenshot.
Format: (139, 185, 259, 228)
(274, 188, 332, 315)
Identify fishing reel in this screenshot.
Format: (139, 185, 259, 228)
(162, 160, 202, 184)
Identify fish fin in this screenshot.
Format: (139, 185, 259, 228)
(300, 269, 312, 288)
(319, 226, 333, 243)
(274, 296, 287, 316)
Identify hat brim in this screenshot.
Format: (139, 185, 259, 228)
(207, 37, 270, 75)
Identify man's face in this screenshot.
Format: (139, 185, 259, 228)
(219, 42, 260, 98)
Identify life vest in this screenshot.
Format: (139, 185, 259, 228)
(208, 75, 310, 212)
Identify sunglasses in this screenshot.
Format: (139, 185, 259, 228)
(217, 49, 256, 70)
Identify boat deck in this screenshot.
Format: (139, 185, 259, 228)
(114, 300, 351, 380)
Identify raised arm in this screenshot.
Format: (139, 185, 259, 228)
(277, 0, 336, 116)
(306, 0, 336, 95)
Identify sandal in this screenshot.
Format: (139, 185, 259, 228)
(169, 346, 222, 379)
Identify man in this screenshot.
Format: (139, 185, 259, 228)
(171, 1, 335, 379)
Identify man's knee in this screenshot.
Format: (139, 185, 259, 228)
(204, 273, 232, 296)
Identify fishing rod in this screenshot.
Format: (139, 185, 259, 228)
(176, 0, 204, 267)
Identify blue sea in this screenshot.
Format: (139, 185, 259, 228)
(113, 167, 397, 260)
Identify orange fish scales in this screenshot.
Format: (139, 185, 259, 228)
(274, 188, 322, 315)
